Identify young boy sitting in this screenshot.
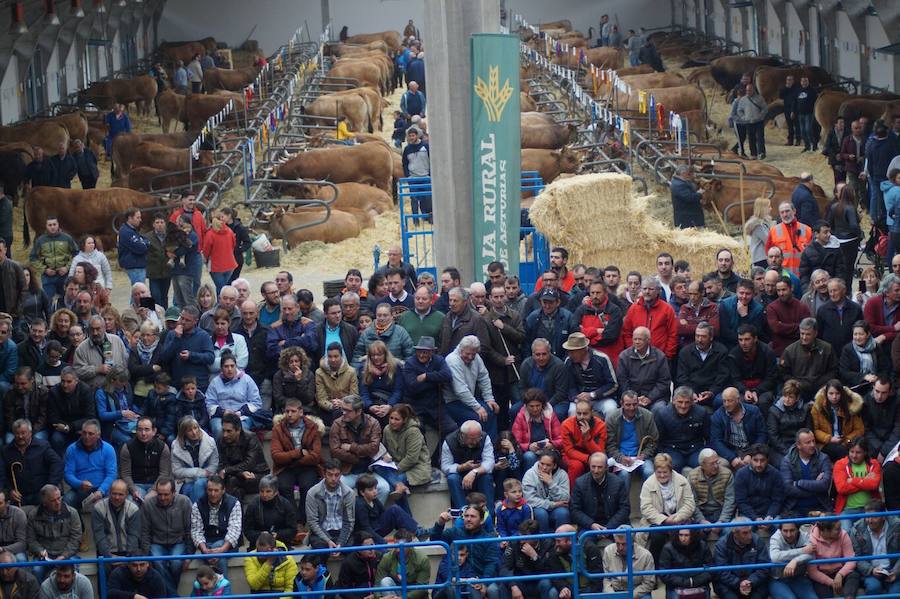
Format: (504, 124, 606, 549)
(353, 473, 422, 544)
(175, 375, 210, 436)
(144, 372, 178, 442)
(496, 478, 535, 540)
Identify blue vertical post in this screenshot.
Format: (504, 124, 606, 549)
(625, 529, 635, 598)
(399, 544, 408, 599)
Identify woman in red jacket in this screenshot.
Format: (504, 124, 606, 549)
(201, 210, 238, 296)
(833, 437, 882, 530)
(560, 398, 607, 490)
(511, 388, 563, 471)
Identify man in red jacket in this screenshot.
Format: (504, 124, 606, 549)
(572, 280, 624, 368)
(168, 195, 207, 245)
(561, 399, 607, 489)
(622, 276, 678, 360)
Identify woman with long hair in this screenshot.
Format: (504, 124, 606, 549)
(366, 273, 388, 311)
(272, 346, 316, 414)
(658, 528, 713, 599)
(171, 415, 219, 502)
(766, 379, 812, 467)
(356, 339, 403, 426)
(378, 403, 431, 512)
(521, 448, 570, 533)
(72, 260, 109, 308)
(209, 308, 248, 376)
(201, 209, 238, 296)
(68, 236, 112, 291)
(833, 437, 882, 528)
(21, 265, 50, 326)
(196, 283, 216, 313)
(811, 379, 865, 461)
(744, 198, 774, 267)
(49, 308, 77, 348)
(100, 305, 129, 353)
(825, 184, 862, 285)
(854, 266, 879, 306)
(94, 366, 139, 449)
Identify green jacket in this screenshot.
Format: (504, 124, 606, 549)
(382, 416, 432, 486)
(29, 232, 77, 272)
(146, 229, 173, 279)
(375, 546, 431, 599)
(398, 308, 444, 346)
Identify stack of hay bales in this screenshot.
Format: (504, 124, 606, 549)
(528, 172, 745, 274)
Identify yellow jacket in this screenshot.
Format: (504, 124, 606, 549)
(244, 541, 299, 598)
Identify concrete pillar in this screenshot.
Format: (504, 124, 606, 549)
(424, 0, 499, 284)
(321, 0, 330, 36)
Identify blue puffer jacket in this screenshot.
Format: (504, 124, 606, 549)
(733, 463, 784, 518)
(883, 180, 900, 231)
(709, 402, 767, 462)
(205, 369, 262, 420)
(0, 338, 17, 392)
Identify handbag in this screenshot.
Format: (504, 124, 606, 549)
(675, 588, 707, 599)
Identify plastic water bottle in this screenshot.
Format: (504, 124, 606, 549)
(103, 339, 113, 365)
(293, 485, 300, 504)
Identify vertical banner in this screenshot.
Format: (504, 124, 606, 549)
(471, 33, 521, 281)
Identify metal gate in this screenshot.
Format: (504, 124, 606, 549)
(398, 171, 550, 293)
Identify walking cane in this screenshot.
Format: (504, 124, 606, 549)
(497, 326, 521, 381)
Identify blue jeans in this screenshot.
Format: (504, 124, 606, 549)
(341, 472, 390, 505)
(664, 449, 702, 473)
(110, 427, 132, 451)
(841, 507, 864, 532)
(862, 574, 900, 596)
(629, 54, 640, 66)
(149, 277, 171, 308)
(500, 579, 553, 599)
(201, 539, 229, 577)
(50, 430, 74, 457)
(125, 268, 146, 285)
(522, 451, 539, 472)
(446, 471, 494, 510)
(533, 506, 570, 532)
(150, 542, 186, 596)
(209, 416, 252, 440)
(445, 400, 497, 441)
(63, 486, 94, 510)
(615, 458, 656, 494)
(41, 273, 66, 300)
(180, 477, 208, 503)
(769, 576, 817, 599)
(798, 114, 815, 149)
(372, 504, 419, 538)
(209, 270, 233, 297)
(373, 466, 412, 514)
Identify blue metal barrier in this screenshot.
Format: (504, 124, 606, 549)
(397, 172, 549, 293)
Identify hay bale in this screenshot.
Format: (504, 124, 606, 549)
(528, 173, 744, 274)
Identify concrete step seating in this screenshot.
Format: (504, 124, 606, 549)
(71, 429, 646, 595)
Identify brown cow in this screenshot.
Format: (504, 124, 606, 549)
(553, 47, 620, 69)
(521, 116, 578, 150)
(202, 66, 260, 92)
(302, 93, 370, 134)
(79, 76, 158, 114)
(132, 142, 214, 174)
(0, 121, 69, 155)
(522, 147, 581, 187)
(686, 66, 717, 88)
(539, 20, 573, 32)
(182, 94, 245, 130)
(266, 207, 362, 248)
(0, 142, 34, 164)
(601, 72, 687, 100)
(520, 93, 537, 112)
(331, 86, 387, 131)
(122, 166, 202, 192)
(328, 41, 390, 56)
(709, 56, 783, 91)
(344, 31, 402, 52)
(700, 174, 828, 225)
(309, 182, 393, 215)
(112, 131, 198, 176)
(327, 62, 383, 92)
(23, 186, 164, 249)
(157, 90, 186, 133)
(622, 85, 707, 121)
(333, 56, 392, 92)
(754, 66, 833, 102)
(838, 98, 900, 125)
(40, 112, 89, 145)
(616, 64, 654, 76)
(276, 141, 394, 193)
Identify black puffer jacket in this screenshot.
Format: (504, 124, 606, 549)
(766, 397, 812, 455)
(658, 538, 714, 589)
(243, 494, 297, 549)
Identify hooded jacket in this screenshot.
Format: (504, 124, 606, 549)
(521, 462, 570, 510)
(205, 369, 261, 423)
(849, 515, 900, 576)
(216, 428, 269, 479)
(270, 415, 322, 475)
(190, 572, 231, 597)
(561, 414, 607, 465)
(244, 540, 299, 597)
(766, 397, 812, 455)
(810, 385, 864, 449)
(658, 537, 714, 589)
(314, 356, 359, 414)
(381, 415, 431, 486)
(807, 524, 856, 583)
(40, 569, 93, 599)
(769, 527, 814, 578)
(832, 455, 881, 514)
(170, 428, 219, 492)
(352, 323, 413, 365)
(511, 403, 562, 452)
(26, 503, 81, 558)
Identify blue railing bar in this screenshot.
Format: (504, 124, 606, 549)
(471, 571, 578, 586)
(638, 552, 900, 577)
(457, 530, 575, 546)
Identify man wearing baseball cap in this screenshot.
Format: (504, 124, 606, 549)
(523, 287, 573, 359)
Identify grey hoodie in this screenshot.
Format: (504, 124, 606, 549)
(735, 93, 768, 125)
(39, 570, 94, 599)
(769, 528, 813, 578)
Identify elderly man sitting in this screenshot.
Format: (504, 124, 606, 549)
(442, 335, 499, 439)
(121, 282, 166, 334)
(440, 420, 495, 509)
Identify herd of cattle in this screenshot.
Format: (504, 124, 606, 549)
(515, 21, 899, 224)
